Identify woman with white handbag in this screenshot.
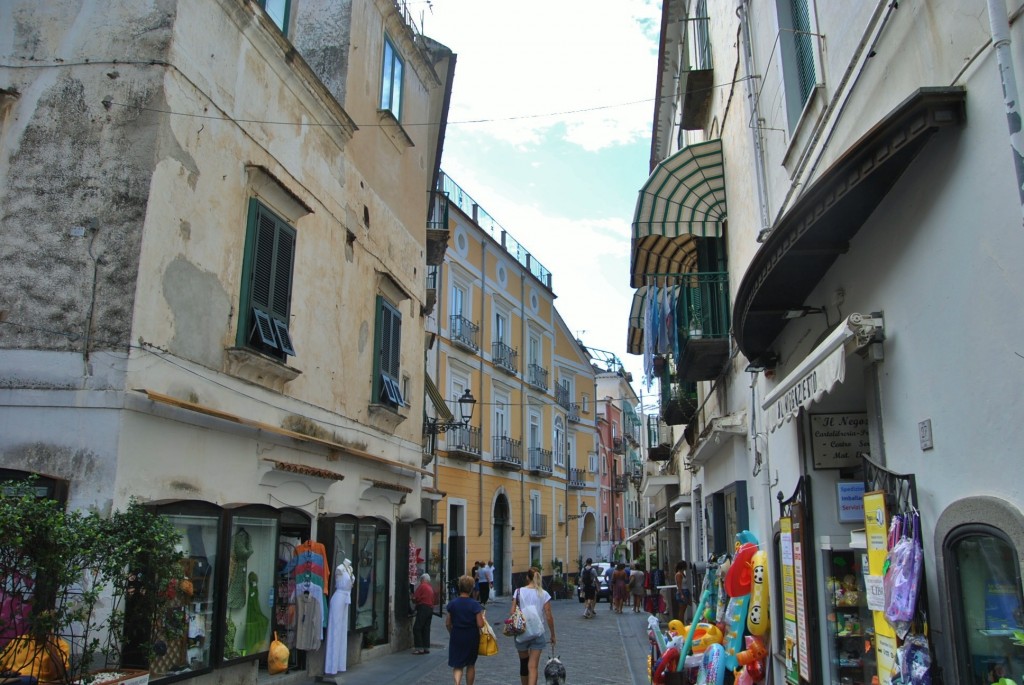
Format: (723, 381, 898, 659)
(511, 567, 557, 685)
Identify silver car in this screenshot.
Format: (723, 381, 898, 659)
(576, 562, 612, 603)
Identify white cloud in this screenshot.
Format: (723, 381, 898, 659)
(424, 0, 660, 152)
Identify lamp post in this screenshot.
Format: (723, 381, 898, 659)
(567, 500, 587, 522)
(424, 389, 476, 437)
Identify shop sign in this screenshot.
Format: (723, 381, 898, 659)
(810, 413, 870, 469)
(791, 503, 813, 683)
(836, 481, 866, 522)
(780, 517, 799, 685)
(864, 490, 896, 685)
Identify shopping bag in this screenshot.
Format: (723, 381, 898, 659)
(478, 621, 499, 656)
(503, 590, 527, 637)
(268, 631, 289, 674)
(884, 511, 923, 633)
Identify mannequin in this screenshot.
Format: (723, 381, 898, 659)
(324, 559, 353, 674)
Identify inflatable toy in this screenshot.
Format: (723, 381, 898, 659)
(724, 542, 757, 597)
(651, 646, 680, 685)
(735, 635, 767, 667)
(667, 619, 685, 637)
(695, 643, 726, 685)
(746, 550, 770, 636)
(681, 622, 724, 653)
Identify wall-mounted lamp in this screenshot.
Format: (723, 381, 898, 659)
(744, 351, 780, 374)
(567, 500, 588, 521)
(783, 306, 827, 319)
(424, 389, 476, 435)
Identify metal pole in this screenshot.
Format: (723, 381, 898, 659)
(988, 0, 1024, 222)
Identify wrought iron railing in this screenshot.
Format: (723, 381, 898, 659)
(568, 467, 586, 489)
(567, 403, 581, 423)
(492, 436, 522, 469)
(528, 447, 553, 475)
(682, 13, 713, 72)
(445, 425, 482, 459)
(450, 314, 479, 352)
(555, 382, 571, 410)
(526, 364, 548, 392)
(530, 513, 548, 538)
(492, 341, 518, 375)
(612, 436, 626, 454)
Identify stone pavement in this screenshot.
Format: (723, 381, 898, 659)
(321, 595, 659, 685)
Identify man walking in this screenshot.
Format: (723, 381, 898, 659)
(579, 558, 598, 618)
(479, 560, 493, 605)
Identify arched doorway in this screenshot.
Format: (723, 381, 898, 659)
(493, 495, 510, 595)
(580, 512, 599, 563)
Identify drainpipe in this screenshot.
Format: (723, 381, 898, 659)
(987, 0, 1024, 222)
(737, 0, 772, 235)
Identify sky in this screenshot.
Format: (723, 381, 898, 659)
(416, 0, 662, 408)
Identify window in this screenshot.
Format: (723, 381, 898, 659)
(257, 0, 289, 34)
(776, 0, 817, 130)
(589, 451, 598, 474)
(495, 312, 507, 344)
(553, 417, 565, 468)
(239, 199, 296, 361)
(451, 284, 465, 318)
(380, 35, 404, 120)
(946, 526, 1024, 683)
(374, 296, 404, 407)
(493, 393, 509, 438)
(582, 394, 590, 413)
(528, 335, 540, 366)
(529, 412, 541, 449)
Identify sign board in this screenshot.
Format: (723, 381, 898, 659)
(837, 481, 866, 523)
(810, 413, 870, 469)
(780, 517, 799, 685)
(864, 490, 896, 684)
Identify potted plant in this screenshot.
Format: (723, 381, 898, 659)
(0, 479, 184, 685)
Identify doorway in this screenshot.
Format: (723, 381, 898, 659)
(493, 495, 509, 595)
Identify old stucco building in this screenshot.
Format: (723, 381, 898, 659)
(1, 0, 453, 681)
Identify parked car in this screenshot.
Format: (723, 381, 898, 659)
(576, 562, 612, 603)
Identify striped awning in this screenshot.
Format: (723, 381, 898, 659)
(630, 139, 726, 288)
(626, 285, 680, 355)
(424, 373, 453, 421)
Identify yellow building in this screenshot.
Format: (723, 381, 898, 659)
(423, 172, 599, 597)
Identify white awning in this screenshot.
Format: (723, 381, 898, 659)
(762, 314, 883, 432)
(642, 474, 677, 500)
(624, 516, 668, 544)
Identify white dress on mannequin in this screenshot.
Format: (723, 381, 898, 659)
(324, 560, 353, 674)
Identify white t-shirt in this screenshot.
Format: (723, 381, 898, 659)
(515, 586, 551, 636)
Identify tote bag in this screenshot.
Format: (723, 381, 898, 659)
(503, 591, 526, 637)
(478, 621, 499, 656)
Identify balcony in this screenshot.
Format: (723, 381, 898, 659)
(492, 341, 518, 376)
(529, 513, 548, 538)
(626, 514, 644, 530)
(567, 403, 581, 423)
(526, 363, 548, 392)
(445, 425, 482, 461)
(555, 382, 571, 410)
(677, 271, 730, 381)
(611, 436, 626, 455)
(568, 467, 586, 489)
(424, 265, 438, 316)
(661, 375, 698, 426)
(679, 14, 714, 130)
(527, 447, 553, 476)
(612, 474, 629, 493)
(492, 436, 523, 470)
(450, 314, 480, 353)
(425, 188, 450, 266)
(647, 415, 672, 462)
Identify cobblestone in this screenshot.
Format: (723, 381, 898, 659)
(325, 596, 660, 684)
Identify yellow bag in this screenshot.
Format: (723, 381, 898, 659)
(267, 631, 290, 674)
(478, 622, 499, 657)
(0, 635, 70, 682)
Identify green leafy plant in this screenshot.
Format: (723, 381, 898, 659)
(0, 479, 183, 684)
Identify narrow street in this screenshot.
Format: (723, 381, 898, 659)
(331, 595, 657, 684)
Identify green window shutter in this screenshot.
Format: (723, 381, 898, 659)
(373, 296, 403, 406)
(239, 200, 296, 357)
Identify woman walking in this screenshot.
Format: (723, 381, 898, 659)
(674, 561, 692, 623)
(412, 573, 435, 654)
(446, 575, 484, 685)
(611, 563, 629, 614)
(513, 567, 556, 685)
(629, 563, 646, 612)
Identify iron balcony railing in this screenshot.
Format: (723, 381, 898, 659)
(676, 271, 730, 342)
(528, 447, 553, 475)
(568, 467, 586, 489)
(530, 513, 548, 538)
(446, 425, 482, 460)
(450, 314, 480, 353)
(555, 383, 571, 410)
(492, 436, 523, 470)
(567, 403, 581, 423)
(661, 370, 699, 426)
(612, 436, 625, 454)
(612, 474, 629, 492)
(492, 341, 518, 375)
(683, 13, 713, 72)
(626, 514, 644, 530)
(526, 364, 549, 392)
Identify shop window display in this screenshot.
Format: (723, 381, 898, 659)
(321, 516, 391, 645)
(947, 528, 1024, 684)
(221, 511, 278, 663)
(822, 548, 875, 685)
(150, 506, 221, 680)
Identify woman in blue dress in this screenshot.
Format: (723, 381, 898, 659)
(445, 574, 484, 685)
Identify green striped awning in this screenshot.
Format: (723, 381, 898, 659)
(424, 373, 454, 421)
(630, 139, 726, 288)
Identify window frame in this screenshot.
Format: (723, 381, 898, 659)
(373, 295, 404, 408)
(775, 0, 819, 131)
(256, 0, 290, 34)
(238, 199, 297, 361)
(380, 34, 404, 120)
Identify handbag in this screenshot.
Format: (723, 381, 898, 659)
(502, 590, 527, 637)
(478, 621, 499, 657)
(884, 511, 923, 634)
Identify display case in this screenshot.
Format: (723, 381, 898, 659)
(219, 504, 279, 664)
(320, 515, 391, 646)
(822, 544, 876, 685)
(146, 500, 223, 682)
(269, 508, 311, 672)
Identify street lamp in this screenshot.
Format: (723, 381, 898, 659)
(424, 389, 476, 434)
(567, 500, 587, 521)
